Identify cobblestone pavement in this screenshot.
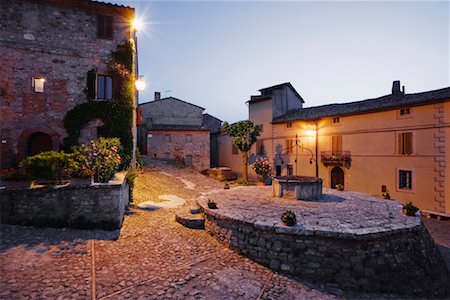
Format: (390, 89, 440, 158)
(1, 158, 448, 299)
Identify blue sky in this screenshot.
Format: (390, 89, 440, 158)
(112, 0, 448, 122)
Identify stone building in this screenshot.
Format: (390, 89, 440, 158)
(218, 81, 450, 216)
(138, 93, 219, 171)
(0, 0, 136, 168)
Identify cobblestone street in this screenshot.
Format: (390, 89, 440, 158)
(1, 159, 449, 299)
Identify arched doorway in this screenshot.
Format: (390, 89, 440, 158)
(27, 132, 53, 156)
(330, 166, 344, 189)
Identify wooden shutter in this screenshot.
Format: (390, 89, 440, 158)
(86, 70, 97, 100)
(405, 132, 412, 154)
(332, 136, 342, 154)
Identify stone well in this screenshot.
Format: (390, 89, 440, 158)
(273, 176, 323, 200)
(197, 187, 449, 297)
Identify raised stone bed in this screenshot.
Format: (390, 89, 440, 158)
(0, 173, 129, 230)
(273, 176, 323, 200)
(198, 187, 449, 297)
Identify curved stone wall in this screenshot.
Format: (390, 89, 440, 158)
(199, 188, 449, 297)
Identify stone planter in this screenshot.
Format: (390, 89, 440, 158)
(70, 177, 92, 186)
(34, 179, 70, 186)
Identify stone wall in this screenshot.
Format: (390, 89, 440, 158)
(0, 174, 129, 230)
(0, 0, 134, 168)
(204, 213, 449, 297)
(147, 130, 210, 171)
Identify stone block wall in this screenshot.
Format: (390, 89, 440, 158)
(0, 0, 134, 168)
(204, 214, 449, 297)
(147, 130, 210, 171)
(0, 175, 129, 230)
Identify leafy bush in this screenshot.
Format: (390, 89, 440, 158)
(88, 138, 122, 183)
(251, 157, 272, 181)
(69, 145, 92, 178)
(21, 151, 71, 181)
(281, 209, 297, 226)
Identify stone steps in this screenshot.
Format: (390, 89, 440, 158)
(175, 206, 205, 229)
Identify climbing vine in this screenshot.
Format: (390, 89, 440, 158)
(63, 39, 135, 167)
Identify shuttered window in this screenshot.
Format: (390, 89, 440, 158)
(332, 136, 342, 154)
(286, 139, 293, 154)
(398, 132, 412, 155)
(97, 15, 113, 39)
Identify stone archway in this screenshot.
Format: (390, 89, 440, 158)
(16, 128, 59, 163)
(330, 166, 344, 189)
(27, 132, 53, 156)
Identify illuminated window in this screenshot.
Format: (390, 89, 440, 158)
(165, 134, 171, 143)
(398, 132, 412, 155)
(186, 134, 193, 143)
(399, 170, 412, 190)
(97, 15, 113, 39)
(97, 75, 112, 100)
(232, 144, 238, 155)
(32, 77, 45, 93)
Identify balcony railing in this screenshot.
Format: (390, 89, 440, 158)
(320, 151, 351, 168)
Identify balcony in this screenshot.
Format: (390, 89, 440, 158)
(321, 151, 351, 168)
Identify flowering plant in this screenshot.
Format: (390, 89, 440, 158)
(1, 167, 29, 181)
(251, 157, 272, 181)
(69, 145, 92, 178)
(87, 138, 122, 183)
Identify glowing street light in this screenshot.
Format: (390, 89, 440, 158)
(131, 17, 143, 32)
(135, 76, 146, 91)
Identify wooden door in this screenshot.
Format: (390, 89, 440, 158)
(330, 166, 344, 189)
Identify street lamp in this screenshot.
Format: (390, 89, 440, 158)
(135, 76, 146, 91)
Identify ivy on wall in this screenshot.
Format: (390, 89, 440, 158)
(63, 39, 135, 166)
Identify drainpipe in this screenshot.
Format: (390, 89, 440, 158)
(315, 121, 319, 177)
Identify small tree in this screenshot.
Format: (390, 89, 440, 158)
(221, 120, 260, 182)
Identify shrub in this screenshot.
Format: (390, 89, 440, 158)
(88, 138, 122, 183)
(251, 157, 272, 181)
(0, 167, 30, 181)
(281, 209, 297, 226)
(21, 151, 71, 181)
(69, 145, 92, 178)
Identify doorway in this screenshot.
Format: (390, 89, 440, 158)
(27, 132, 53, 156)
(330, 166, 344, 189)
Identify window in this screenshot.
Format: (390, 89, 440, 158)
(97, 75, 112, 100)
(232, 144, 238, 155)
(400, 108, 410, 116)
(256, 140, 265, 155)
(257, 124, 263, 132)
(332, 117, 340, 124)
(399, 170, 412, 190)
(398, 132, 412, 155)
(287, 165, 293, 176)
(331, 135, 342, 154)
(186, 134, 193, 143)
(97, 15, 113, 38)
(286, 139, 293, 154)
(32, 77, 45, 93)
(286, 122, 293, 128)
(165, 134, 171, 143)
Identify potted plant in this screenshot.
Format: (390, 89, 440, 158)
(207, 199, 218, 209)
(382, 190, 390, 199)
(281, 209, 297, 226)
(403, 202, 419, 216)
(251, 157, 272, 186)
(335, 184, 344, 191)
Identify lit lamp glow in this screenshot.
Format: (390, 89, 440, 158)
(131, 17, 143, 32)
(135, 76, 146, 91)
(304, 129, 315, 137)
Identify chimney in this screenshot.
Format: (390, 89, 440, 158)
(402, 85, 405, 94)
(392, 80, 401, 95)
(154, 91, 161, 101)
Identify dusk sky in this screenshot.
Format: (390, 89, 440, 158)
(111, 0, 448, 123)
